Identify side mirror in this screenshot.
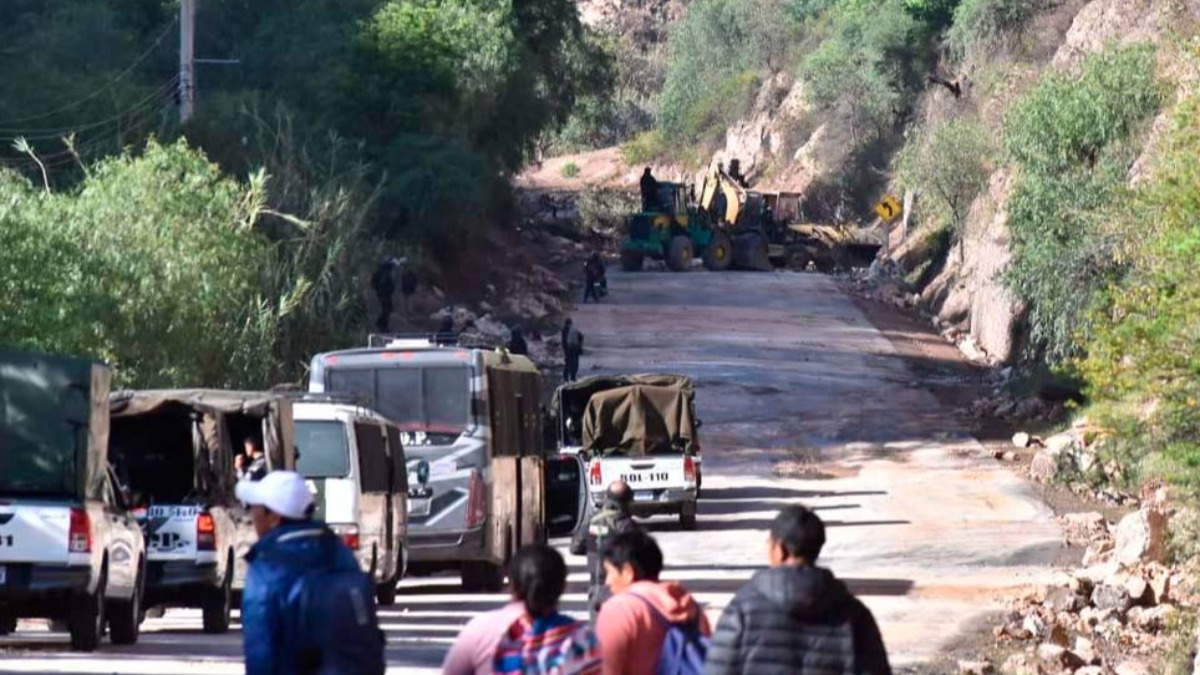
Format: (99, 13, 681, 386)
(695, 419, 703, 429)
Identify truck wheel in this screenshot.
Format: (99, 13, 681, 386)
(68, 570, 105, 652)
(666, 236, 693, 272)
(376, 551, 399, 607)
(679, 503, 697, 531)
(703, 231, 733, 271)
(0, 612, 16, 635)
(620, 249, 644, 272)
(734, 233, 771, 271)
(461, 561, 504, 593)
(201, 567, 233, 634)
(108, 568, 142, 646)
(786, 246, 812, 271)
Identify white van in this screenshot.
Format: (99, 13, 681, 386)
(293, 399, 408, 605)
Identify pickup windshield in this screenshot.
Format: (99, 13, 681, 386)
(295, 421, 351, 479)
(326, 366, 471, 436)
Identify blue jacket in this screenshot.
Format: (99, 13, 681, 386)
(241, 520, 362, 675)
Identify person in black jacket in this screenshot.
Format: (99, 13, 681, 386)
(704, 505, 892, 675)
(507, 325, 528, 355)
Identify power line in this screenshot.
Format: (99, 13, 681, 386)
(0, 76, 180, 140)
(0, 16, 179, 129)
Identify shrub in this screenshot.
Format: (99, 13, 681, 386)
(799, 0, 927, 143)
(1003, 45, 1161, 365)
(947, 0, 1041, 63)
(621, 129, 668, 166)
(1080, 94, 1200, 486)
(896, 118, 995, 235)
(658, 0, 800, 145)
(561, 162, 581, 179)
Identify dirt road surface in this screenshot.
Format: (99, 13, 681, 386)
(0, 270, 1063, 673)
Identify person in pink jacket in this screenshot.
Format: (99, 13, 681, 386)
(594, 530, 712, 675)
(442, 600, 525, 675)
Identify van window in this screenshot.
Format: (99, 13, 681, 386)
(295, 421, 350, 479)
(355, 422, 390, 493)
(385, 426, 408, 493)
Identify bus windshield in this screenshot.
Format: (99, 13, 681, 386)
(326, 366, 471, 435)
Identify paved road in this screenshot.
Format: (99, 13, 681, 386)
(0, 270, 1062, 673)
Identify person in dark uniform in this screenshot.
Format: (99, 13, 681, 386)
(370, 258, 399, 333)
(639, 167, 659, 212)
(583, 253, 605, 304)
(507, 325, 528, 355)
(434, 315, 457, 346)
(561, 318, 583, 382)
(570, 480, 639, 618)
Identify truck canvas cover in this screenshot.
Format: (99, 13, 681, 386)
(109, 389, 295, 473)
(581, 381, 696, 457)
(0, 350, 111, 500)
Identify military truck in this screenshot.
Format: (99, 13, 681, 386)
(308, 336, 587, 591)
(107, 389, 295, 633)
(0, 351, 147, 651)
(552, 374, 702, 530)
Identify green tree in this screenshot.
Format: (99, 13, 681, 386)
(897, 118, 994, 235)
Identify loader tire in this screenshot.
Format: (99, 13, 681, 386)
(666, 236, 693, 272)
(702, 231, 733, 271)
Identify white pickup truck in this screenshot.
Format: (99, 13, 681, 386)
(554, 374, 702, 530)
(0, 352, 147, 651)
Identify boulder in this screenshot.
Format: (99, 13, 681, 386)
(1075, 668, 1104, 675)
(1013, 432, 1032, 448)
(958, 660, 995, 675)
(1072, 636, 1098, 665)
(1091, 582, 1133, 614)
(1113, 660, 1151, 675)
(1149, 572, 1171, 605)
(1130, 603, 1178, 633)
(1000, 654, 1037, 675)
(1045, 432, 1078, 456)
(1036, 643, 1084, 670)
(1030, 451, 1057, 482)
(1114, 508, 1167, 566)
(1044, 585, 1085, 613)
(1023, 614, 1048, 639)
(1061, 512, 1108, 543)
(1124, 575, 1152, 607)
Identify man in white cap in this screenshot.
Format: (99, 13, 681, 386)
(236, 471, 385, 675)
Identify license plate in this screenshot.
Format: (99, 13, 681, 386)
(634, 491, 655, 502)
(408, 499, 430, 517)
(0, 565, 6, 585)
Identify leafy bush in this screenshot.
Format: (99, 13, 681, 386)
(897, 118, 995, 234)
(799, 0, 927, 143)
(1004, 45, 1161, 365)
(621, 129, 669, 166)
(0, 140, 280, 388)
(561, 162, 581, 178)
(658, 0, 800, 146)
(1080, 95, 1200, 487)
(946, 0, 1041, 63)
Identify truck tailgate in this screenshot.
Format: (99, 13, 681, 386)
(598, 456, 692, 494)
(0, 503, 72, 565)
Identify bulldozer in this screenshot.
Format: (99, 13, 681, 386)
(619, 181, 732, 272)
(696, 162, 883, 272)
(619, 161, 883, 273)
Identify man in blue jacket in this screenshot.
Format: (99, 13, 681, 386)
(236, 471, 384, 675)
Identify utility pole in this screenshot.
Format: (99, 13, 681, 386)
(179, 0, 196, 123)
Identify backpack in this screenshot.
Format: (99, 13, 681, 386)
(493, 613, 601, 675)
(631, 594, 709, 675)
(293, 535, 387, 675)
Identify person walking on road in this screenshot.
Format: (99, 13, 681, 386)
(237, 471, 386, 675)
(583, 255, 603, 304)
(595, 530, 711, 675)
(561, 319, 583, 382)
(570, 481, 639, 617)
(493, 545, 602, 674)
(704, 505, 892, 675)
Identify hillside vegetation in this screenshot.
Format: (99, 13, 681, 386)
(0, 0, 609, 386)
(605, 0, 1200, 494)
